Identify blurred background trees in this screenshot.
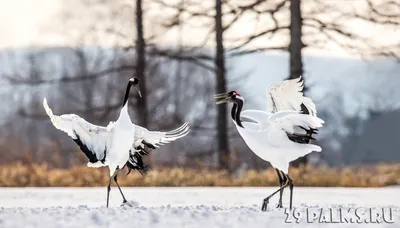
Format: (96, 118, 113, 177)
(0, 0, 399, 171)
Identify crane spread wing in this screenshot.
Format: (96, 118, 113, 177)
(266, 76, 317, 116)
(134, 122, 190, 149)
(43, 98, 111, 164)
(267, 110, 324, 147)
(125, 122, 190, 174)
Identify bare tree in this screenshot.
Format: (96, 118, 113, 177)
(0, 0, 221, 168)
(135, 0, 149, 128)
(215, 0, 230, 170)
(289, 0, 302, 79)
(289, 0, 307, 166)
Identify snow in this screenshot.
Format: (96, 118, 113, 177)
(0, 187, 399, 228)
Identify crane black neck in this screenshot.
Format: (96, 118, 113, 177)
(122, 81, 134, 107)
(231, 98, 244, 128)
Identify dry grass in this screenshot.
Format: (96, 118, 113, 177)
(0, 163, 399, 187)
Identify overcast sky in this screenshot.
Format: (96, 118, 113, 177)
(0, 0, 62, 48)
(0, 0, 398, 57)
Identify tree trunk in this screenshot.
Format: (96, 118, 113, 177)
(289, 0, 303, 80)
(136, 0, 151, 166)
(174, 0, 184, 116)
(215, 0, 230, 170)
(289, 0, 307, 166)
(136, 0, 148, 128)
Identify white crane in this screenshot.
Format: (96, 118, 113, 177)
(215, 76, 324, 211)
(43, 78, 190, 207)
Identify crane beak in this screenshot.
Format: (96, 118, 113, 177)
(214, 92, 229, 98)
(135, 85, 142, 98)
(214, 93, 230, 104)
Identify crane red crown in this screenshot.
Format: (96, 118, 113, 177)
(232, 90, 241, 96)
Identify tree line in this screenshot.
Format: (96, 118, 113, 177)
(2, 0, 399, 170)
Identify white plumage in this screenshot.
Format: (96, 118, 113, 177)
(239, 110, 323, 173)
(43, 78, 190, 207)
(133, 123, 190, 149)
(43, 98, 112, 166)
(215, 77, 324, 211)
(43, 97, 137, 176)
(266, 76, 317, 116)
(43, 98, 189, 173)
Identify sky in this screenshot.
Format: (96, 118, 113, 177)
(0, 0, 398, 57)
(0, 0, 62, 48)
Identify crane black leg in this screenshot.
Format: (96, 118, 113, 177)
(275, 169, 285, 208)
(286, 174, 294, 210)
(106, 175, 113, 208)
(113, 167, 128, 204)
(106, 167, 119, 208)
(261, 170, 290, 211)
(281, 171, 288, 207)
(261, 182, 289, 211)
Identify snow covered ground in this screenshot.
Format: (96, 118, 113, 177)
(0, 187, 399, 228)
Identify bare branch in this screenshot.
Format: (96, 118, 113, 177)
(5, 65, 135, 85)
(229, 26, 290, 51)
(228, 46, 288, 57)
(148, 48, 215, 72)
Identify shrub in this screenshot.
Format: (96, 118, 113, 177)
(0, 162, 399, 187)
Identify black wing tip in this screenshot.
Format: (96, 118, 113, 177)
(287, 131, 317, 144)
(125, 151, 150, 176)
(142, 141, 157, 150)
(299, 126, 319, 135)
(300, 103, 310, 115)
(72, 131, 102, 163)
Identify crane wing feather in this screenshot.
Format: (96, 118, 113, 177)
(266, 76, 317, 116)
(43, 98, 110, 164)
(240, 110, 271, 131)
(267, 111, 324, 148)
(134, 122, 190, 149)
(125, 122, 190, 174)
